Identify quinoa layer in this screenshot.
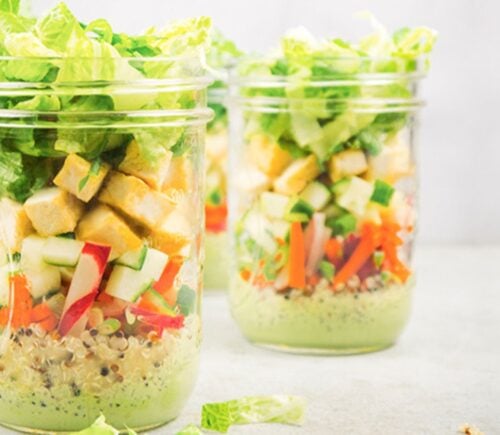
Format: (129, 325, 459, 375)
(0, 315, 200, 432)
(230, 276, 413, 353)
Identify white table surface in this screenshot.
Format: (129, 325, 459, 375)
(1, 245, 499, 435)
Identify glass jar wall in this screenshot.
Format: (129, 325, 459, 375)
(204, 88, 230, 290)
(228, 60, 424, 354)
(0, 56, 211, 432)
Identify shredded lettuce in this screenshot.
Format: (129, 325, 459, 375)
(201, 395, 307, 433)
(176, 424, 204, 435)
(0, 0, 19, 14)
(69, 414, 137, 435)
(237, 16, 436, 162)
(0, 2, 212, 202)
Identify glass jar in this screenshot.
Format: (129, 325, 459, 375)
(228, 58, 425, 354)
(204, 87, 230, 290)
(0, 56, 211, 432)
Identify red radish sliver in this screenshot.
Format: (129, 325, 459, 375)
(305, 213, 330, 277)
(58, 243, 111, 336)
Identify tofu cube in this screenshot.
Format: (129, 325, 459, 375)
(99, 171, 174, 229)
(119, 140, 173, 190)
(248, 134, 292, 177)
(273, 154, 321, 195)
(0, 198, 34, 252)
(24, 188, 84, 237)
(76, 204, 142, 260)
(328, 149, 368, 182)
(366, 140, 412, 183)
(206, 130, 228, 162)
(162, 155, 193, 196)
(236, 166, 272, 196)
(149, 209, 192, 257)
(53, 154, 110, 202)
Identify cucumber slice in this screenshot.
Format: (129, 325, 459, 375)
(326, 213, 357, 236)
(140, 288, 177, 316)
(243, 210, 278, 254)
(370, 179, 395, 206)
(299, 181, 331, 210)
(260, 192, 290, 219)
(334, 176, 373, 216)
(324, 204, 346, 219)
(105, 248, 169, 302)
(115, 245, 148, 270)
(21, 236, 61, 299)
(42, 237, 84, 267)
(284, 197, 314, 222)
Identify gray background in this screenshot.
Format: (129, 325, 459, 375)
(32, 0, 500, 244)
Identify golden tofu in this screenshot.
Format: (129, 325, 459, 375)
(24, 187, 84, 237)
(53, 154, 110, 202)
(236, 166, 272, 196)
(76, 204, 142, 260)
(99, 171, 174, 229)
(328, 149, 368, 182)
(366, 137, 412, 183)
(119, 140, 173, 190)
(206, 130, 228, 162)
(149, 209, 192, 257)
(248, 134, 292, 177)
(0, 198, 33, 252)
(162, 155, 193, 197)
(273, 154, 321, 195)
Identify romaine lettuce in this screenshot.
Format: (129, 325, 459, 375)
(201, 395, 306, 433)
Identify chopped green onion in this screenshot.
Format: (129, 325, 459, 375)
(326, 213, 357, 236)
(319, 260, 335, 280)
(370, 179, 395, 206)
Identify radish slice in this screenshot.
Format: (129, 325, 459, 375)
(58, 243, 111, 336)
(305, 213, 330, 277)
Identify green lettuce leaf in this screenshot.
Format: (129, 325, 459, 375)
(0, 0, 19, 14)
(201, 395, 307, 433)
(175, 424, 204, 435)
(69, 414, 137, 435)
(0, 147, 55, 202)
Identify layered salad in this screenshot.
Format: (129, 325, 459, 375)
(0, 2, 210, 432)
(204, 32, 242, 290)
(229, 22, 436, 353)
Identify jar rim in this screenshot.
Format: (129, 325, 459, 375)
(0, 107, 214, 129)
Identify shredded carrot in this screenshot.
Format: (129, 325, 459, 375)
(288, 222, 306, 289)
(154, 259, 183, 306)
(30, 303, 53, 323)
(307, 274, 321, 286)
(240, 269, 251, 282)
(333, 224, 381, 288)
(205, 203, 227, 233)
(38, 314, 58, 332)
(324, 238, 343, 262)
(380, 218, 411, 283)
(11, 274, 32, 328)
(0, 307, 8, 327)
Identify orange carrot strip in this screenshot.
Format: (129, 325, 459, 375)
(38, 313, 58, 332)
(30, 303, 54, 323)
(324, 238, 342, 262)
(333, 224, 381, 288)
(11, 274, 32, 328)
(288, 222, 306, 289)
(0, 307, 9, 327)
(205, 203, 228, 233)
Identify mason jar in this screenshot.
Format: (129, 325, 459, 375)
(204, 86, 230, 290)
(228, 57, 424, 354)
(0, 56, 211, 432)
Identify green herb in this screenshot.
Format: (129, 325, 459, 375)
(370, 179, 395, 206)
(201, 395, 306, 433)
(327, 213, 357, 236)
(177, 285, 196, 316)
(373, 250, 385, 268)
(78, 157, 102, 192)
(319, 260, 335, 280)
